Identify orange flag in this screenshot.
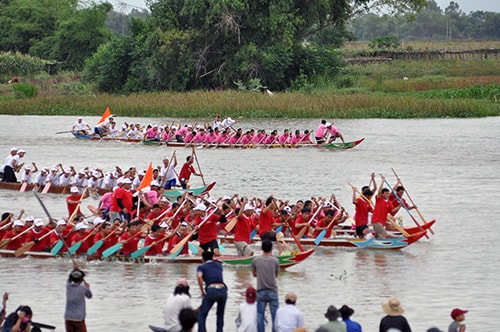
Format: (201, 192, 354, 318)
(138, 162, 153, 191)
(96, 106, 112, 125)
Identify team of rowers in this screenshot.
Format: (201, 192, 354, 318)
(74, 115, 345, 145)
(0, 167, 416, 258)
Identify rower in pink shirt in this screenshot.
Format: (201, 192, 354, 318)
(315, 119, 327, 143)
(289, 130, 302, 144)
(252, 130, 266, 144)
(264, 130, 278, 144)
(184, 130, 195, 143)
(204, 129, 217, 144)
(278, 129, 290, 144)
(161, 127, 173, 141)
(216, 130, 229, 144)
(227, 132, 241, 144)
(192, 129, 207, 143)
(146, 125, 160, 140)
(239, 131, 253, 145)
(325, 122, 345, 143)
(301, 130, 312, 143)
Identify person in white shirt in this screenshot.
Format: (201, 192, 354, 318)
(236, 286, 258, 332)
(274, 292, 304, 332)
(160, 152, 178, 190)
(72, 117, 91, 135)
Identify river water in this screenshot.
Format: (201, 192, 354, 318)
(0, 115, 498, 331)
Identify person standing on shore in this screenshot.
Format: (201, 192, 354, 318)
(339, 305, 362, 332)
(196, 251, 227, 332)
(65, 263, 92, 332)
(251, 240, 280, 332)
(274, 292, 304, 332)
(448, 308, 467, 332)
(379, 297, 412, 332)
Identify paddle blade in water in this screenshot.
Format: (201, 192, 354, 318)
(68, 241, 82, 255)
(314, 230, 326, 245)
(102, 243, 122, 258)
(87, 240, 104, 255)
(15, 241, 35, 257)
(188, 242, 198, 254)
(130, 245, 150, 259)
(50, 240, 64, 256)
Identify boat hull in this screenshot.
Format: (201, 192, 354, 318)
(72, 132, 142, 143)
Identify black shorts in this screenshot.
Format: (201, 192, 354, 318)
(356, 225, 369, 237)
(261, 231, 277, 241)
(200, 240, 220, 253)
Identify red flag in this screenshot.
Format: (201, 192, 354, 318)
(96, 106, 112, 125)
(138, 162, 153, 191)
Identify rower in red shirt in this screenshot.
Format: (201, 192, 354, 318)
(292, 208, 312, 237)
(167, 221, 190, 255)
(144, 224, 168, 255)
(193, 203, 226, 256)
(24, 218, 50, 252)
(178, 153, 201, 189)
(119, 221, 142, 256)
(109, 178, 134, 222)
(352, 186, 375, 238)
(66, 186, 89, 217)
(233, 199, 257, 256)
(372, 178, 401, 239)
(1, 220, 27, 250)
(69, 222, 94, 254)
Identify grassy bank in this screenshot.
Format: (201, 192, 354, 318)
(1, 44, 499, 118)
(0, 89, 498, 118)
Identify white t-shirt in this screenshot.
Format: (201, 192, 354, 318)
(237, 302, 258, 332)
(163, 294, 191, 332)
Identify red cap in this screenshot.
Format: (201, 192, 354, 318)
(245, 286, 256, 304)
(451, 308, 468, 319)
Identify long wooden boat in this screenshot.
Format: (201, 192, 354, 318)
(0, 248, 313, 269)
(218, 220, 435, 249)
(0, 182, 111, 195)
(71, 132, 142, 143)
(143, 138, 365, 150)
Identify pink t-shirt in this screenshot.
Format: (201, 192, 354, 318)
(100, 192, 113, 210)
(315, 124, 325, 138)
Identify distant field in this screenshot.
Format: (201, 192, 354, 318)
(343, 40, 500, 52)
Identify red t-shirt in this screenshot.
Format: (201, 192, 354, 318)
(144, 234, 165, 255)
(25, 228, 50, 251)
(168, 234, 189, 255)
(70, 231, 91, 254)
(195, 213, 220, 245)
(110, 187, 133, 212)
(258, 209, 274, 236)
(179, 163, 195, 181)
(2, 230, 26, 250)
(312, 216, 334, 238)
(119, 231, 141, 256)
(372, 196, 395, 224)
(354, 197, 373, 226)
(66, 194, 83, 216)
(234, 215, 256, 243)
(389, 194, 406, 215)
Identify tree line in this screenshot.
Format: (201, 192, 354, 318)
(350, 0, 500, 41)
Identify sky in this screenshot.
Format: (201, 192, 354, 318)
(115, 0, 498, 14)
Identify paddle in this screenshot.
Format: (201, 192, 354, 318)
(41, 181, 52, 194)
(33, 192, 79, 265)
(0, 225, 34, 249)
(170, 207, 218, 254)
(56, 130, 74, 134)
(380, 175, 427, 238)
(391, 167, 434, 235)
(87, 226, 120, 255)
(296, 199, 324, 239)
(31, 321, 56, 330)
(102, 229, 143, 258)
(314, 215, 340, 246)
(15, 229, 55, 257)
(192, 146, 206, 186)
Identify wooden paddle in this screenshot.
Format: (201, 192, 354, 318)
(130, 232, 172, 260)
(0, 225, 34, 249)
(391, 167, 434, 234)
(33, 192, 78, 265)
(41, 181, 52, 194)
(170, 207, 217, 254)
(14, 229, 55, 257)
(380, 176, 427, 238)
(192, 146, 206, 186)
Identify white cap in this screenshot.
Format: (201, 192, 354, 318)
(18, 149, 26, 154)
(122, 178, 132, 184)
(323, 202, 333, 208)
(122, 124, 127, 129)
(25, 216, 35, 222)
(70, 186, 79, 193)
(75, 222, 89, 231)
(52, 166, 58, 171)
(64, 167, 71, 173)
(25, 165, 31, 170)
(171, 125, 177, 130)
(244, 203, 254, 212)
(10, 147, 18, 152)
(34, 218, 44, 227)
(42, 167, 49, 172)
(180, 221, 188, 227)
(159, 221, 169, 228)
(193, 203, 207, 212)
(92, 171, 100, 177)
(78, 116, 83, 120)
(13, 220, 25, 227)
(326, 122, 332, 127)
(283, 206, 292, 214)
(222, 195, 231, 201)
(150, 180, 160, 187)
(57, 219, 67, 226)
(207, 197, 217, 204)
(93, 217, 105, 225)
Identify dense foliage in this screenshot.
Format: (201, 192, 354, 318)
(350, 0, 500, 41)
(0, 0, 113, 71)
(83, 0, 426, 92)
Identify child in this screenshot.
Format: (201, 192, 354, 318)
(449, 308, 468, 332)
